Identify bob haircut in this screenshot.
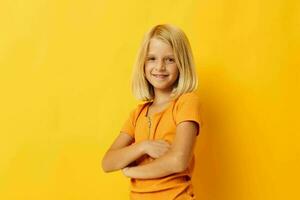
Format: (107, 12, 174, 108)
(131, 24, 198, 101)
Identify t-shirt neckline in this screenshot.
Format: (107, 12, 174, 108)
(144, 100, 175, 118)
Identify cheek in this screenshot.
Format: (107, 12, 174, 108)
(145, 63, 155, 70)
(145, 63, 156, 74)
(170, 65, 179, 75)
(144, 66, 152, 78)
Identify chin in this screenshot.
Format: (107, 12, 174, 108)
(152, 84, 173, 91)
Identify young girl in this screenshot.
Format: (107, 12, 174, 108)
(102, 24, 201, 200)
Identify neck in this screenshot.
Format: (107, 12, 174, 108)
(152, 89, 173, 105)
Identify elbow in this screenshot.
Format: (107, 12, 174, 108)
(172, 156, 189, 173)
(101, 158, 109, 173)
(101, 150, 118, 173)
(102, 155, 122, 173)
(101, 157, 114, 173)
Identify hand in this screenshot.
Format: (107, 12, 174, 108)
(122, 166, 131, 177)
(141, 139, 171, 159)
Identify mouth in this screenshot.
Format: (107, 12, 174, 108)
(152, 74, 169, 78)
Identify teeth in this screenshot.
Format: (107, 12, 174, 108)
(153, 75, 168, 77)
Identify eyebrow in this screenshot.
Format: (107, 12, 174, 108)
(146, 53, 174, 57)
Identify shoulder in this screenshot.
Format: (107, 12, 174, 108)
(175, 91, 200, 105)
(136, 101, 150, 112)
(129, 101, 149, 112)
(173, 91, 201, 114)
(127, 101, 150, 121)
(173, 91, 202, 128)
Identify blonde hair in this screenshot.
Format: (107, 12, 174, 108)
(131, 24, 198, 101)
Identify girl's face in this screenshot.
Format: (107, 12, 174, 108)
(144, 37, 179, 93)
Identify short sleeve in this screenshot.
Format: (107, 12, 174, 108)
(175, 92, 202, 136)
(120, 108, 136, 138)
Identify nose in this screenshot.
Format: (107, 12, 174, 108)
(155, 60, 166, 71)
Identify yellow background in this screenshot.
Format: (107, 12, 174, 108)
(0, 0, 299, 199)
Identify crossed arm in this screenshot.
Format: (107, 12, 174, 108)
(122, 121, 199, 179)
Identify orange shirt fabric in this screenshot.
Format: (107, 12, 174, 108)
(121, 91, 202, 200)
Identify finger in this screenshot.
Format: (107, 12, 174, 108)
(155, 140, 170, 145)
(153, 143, 170, 149)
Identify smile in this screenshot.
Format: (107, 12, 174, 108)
(152, 74, 169, 79)
(152, 74, 169, 78)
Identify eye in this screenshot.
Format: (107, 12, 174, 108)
(147, 57, 155, 61)
(166, 58, 175, 63)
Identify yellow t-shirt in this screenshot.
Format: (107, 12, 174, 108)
(121, 91, 202, 200)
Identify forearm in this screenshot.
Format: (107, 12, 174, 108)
(102, 141, 145, 172)
(123, 151, 183, 179)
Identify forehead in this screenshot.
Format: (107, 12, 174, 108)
(147, 38, 174, 55)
